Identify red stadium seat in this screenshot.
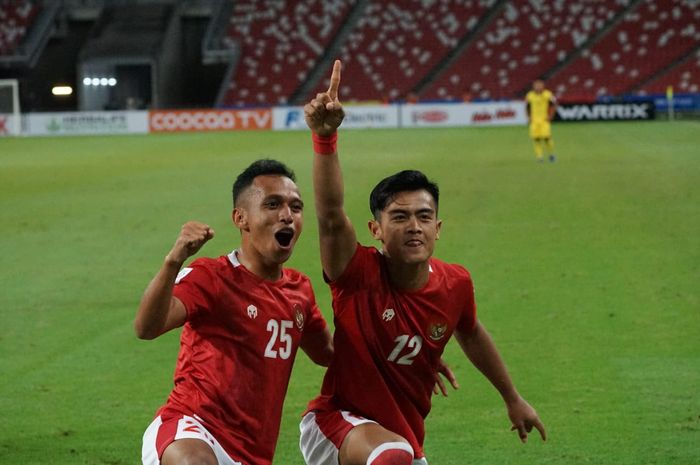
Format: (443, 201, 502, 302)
(220, 0, 356, 107)
(639, 48, 700, 95)
(309, 0, 490, 102)
(422, 0, 628, 101)
(549, 0, 700, 100)
(0, 0, 40, 55)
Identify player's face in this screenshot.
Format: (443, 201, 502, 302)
(369, 190, 441, 265)
(533, 80, 545, 93)
(234, 175, 303, 265)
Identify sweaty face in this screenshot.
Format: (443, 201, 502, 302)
(235, 175, 303, 265)
(370, 190, 441, 265)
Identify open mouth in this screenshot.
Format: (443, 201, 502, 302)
(274, 228, 294, 247)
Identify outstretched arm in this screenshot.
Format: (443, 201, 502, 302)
(134, 221, 214, 339)
(455, 321, 546, 443)
(304, 60, 357, 281)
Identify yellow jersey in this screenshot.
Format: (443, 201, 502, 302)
(526, 89, 555, 122)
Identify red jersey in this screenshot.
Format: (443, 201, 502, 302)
(308, 245, 476, 458)
(160, 251, 327, 465)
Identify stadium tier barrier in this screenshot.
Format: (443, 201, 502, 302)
(1, 98, 684, 137)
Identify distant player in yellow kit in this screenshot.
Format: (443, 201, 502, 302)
(525, 80, 557, 162)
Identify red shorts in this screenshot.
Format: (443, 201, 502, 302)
(299, 410, 428, 465)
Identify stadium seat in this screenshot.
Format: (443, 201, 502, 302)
(422, 0, 627, 101)
(307, 0, 491, 102)
(549, 0, 700, 100)
(639, 48, 700, 95)
(0, 0, 39, 56)
(220, 0, 356, 107)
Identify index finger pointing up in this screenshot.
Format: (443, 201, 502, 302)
(327, 59, 341, 101)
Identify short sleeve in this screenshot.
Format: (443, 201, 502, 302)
(300, 278, 327, 333)
(456, 275, 477, 334)
(328, 244, 377, 295)
(172, 259, 218, 322)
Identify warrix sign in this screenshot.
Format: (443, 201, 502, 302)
(555, 102, 655, 121)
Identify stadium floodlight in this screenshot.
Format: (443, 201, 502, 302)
(0, 79, 21, 136)
(108, 78, 117, 86)
(91, 78, 100, 86)
(52, 86, 73, 96)
(83, 77, 92, 86)
(99, 78, 109, 86)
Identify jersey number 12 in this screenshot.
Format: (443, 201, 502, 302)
(387, 334, 423, 365)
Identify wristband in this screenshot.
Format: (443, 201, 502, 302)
(312, 131, 338, 155)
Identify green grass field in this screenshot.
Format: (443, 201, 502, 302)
(1, 121, 698, 464)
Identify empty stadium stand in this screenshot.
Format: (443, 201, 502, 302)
(310, 0, 494, 102)
(0, 0, 39, 55)
(220, 0, 356, 107)
(548, 0, 700, 100)
(638, 47, 700, 94)
(421, 0, 630, 101)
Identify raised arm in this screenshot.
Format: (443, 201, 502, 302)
(304, 60, 357, 281)
(133, 221, 214, 339)
(455, 320, 546, 443)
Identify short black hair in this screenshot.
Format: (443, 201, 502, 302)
(369, 170, 439, 218)
(232, 159, 296, 207)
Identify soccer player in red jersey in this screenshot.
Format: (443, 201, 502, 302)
(299, 61, 546, 465)
(134, 159, 333, 465)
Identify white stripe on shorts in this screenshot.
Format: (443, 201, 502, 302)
(299, 411, 428, 465)
(141, 414, 242, 465)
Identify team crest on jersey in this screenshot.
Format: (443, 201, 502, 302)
(428, 322, 448, 341)
(382, 308, 395, 322)
(294, 304, 304, 330)
(246, 304, 258, 319)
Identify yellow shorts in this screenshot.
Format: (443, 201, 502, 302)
(529, 120, 552, 139)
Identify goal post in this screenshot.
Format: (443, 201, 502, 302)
(0, 79, 21, 136)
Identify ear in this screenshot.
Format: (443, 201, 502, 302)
(233, 207, 249, 231)
(368, 219, 382, 241)
(435, 218, 442, 240)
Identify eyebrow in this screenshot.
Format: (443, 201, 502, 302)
(263, 194, 304, 207)
(387, 207, 434, 215)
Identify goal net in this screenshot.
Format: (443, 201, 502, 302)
(0, 79, 21, 136)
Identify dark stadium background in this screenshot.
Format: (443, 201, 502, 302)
(1, 0, 698, 114)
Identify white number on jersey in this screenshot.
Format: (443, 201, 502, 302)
(387, 334, 423, 365)
(264, 319, 293, 360)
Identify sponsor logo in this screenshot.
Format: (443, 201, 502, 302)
(472, 107, 517, 123)
(285, 110, 303, 127)
(0, 116, 7, 134)
(345, 112, 388, 125)
(149, 109, 272, 132)
(294, 304, 304, 330)
(412, 110, 448, 123)
(428, 322, 448, 341)
(556, 103, 653, 121)
(46, 114, 129, 133)
(382, 308, 395, 322)
(247, 304, 258, 319)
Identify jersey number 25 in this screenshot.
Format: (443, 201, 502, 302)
(264, 319, 293, 360)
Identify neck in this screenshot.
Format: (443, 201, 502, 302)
(235, 247, 283, 281)
(384, 256, 430, 290)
